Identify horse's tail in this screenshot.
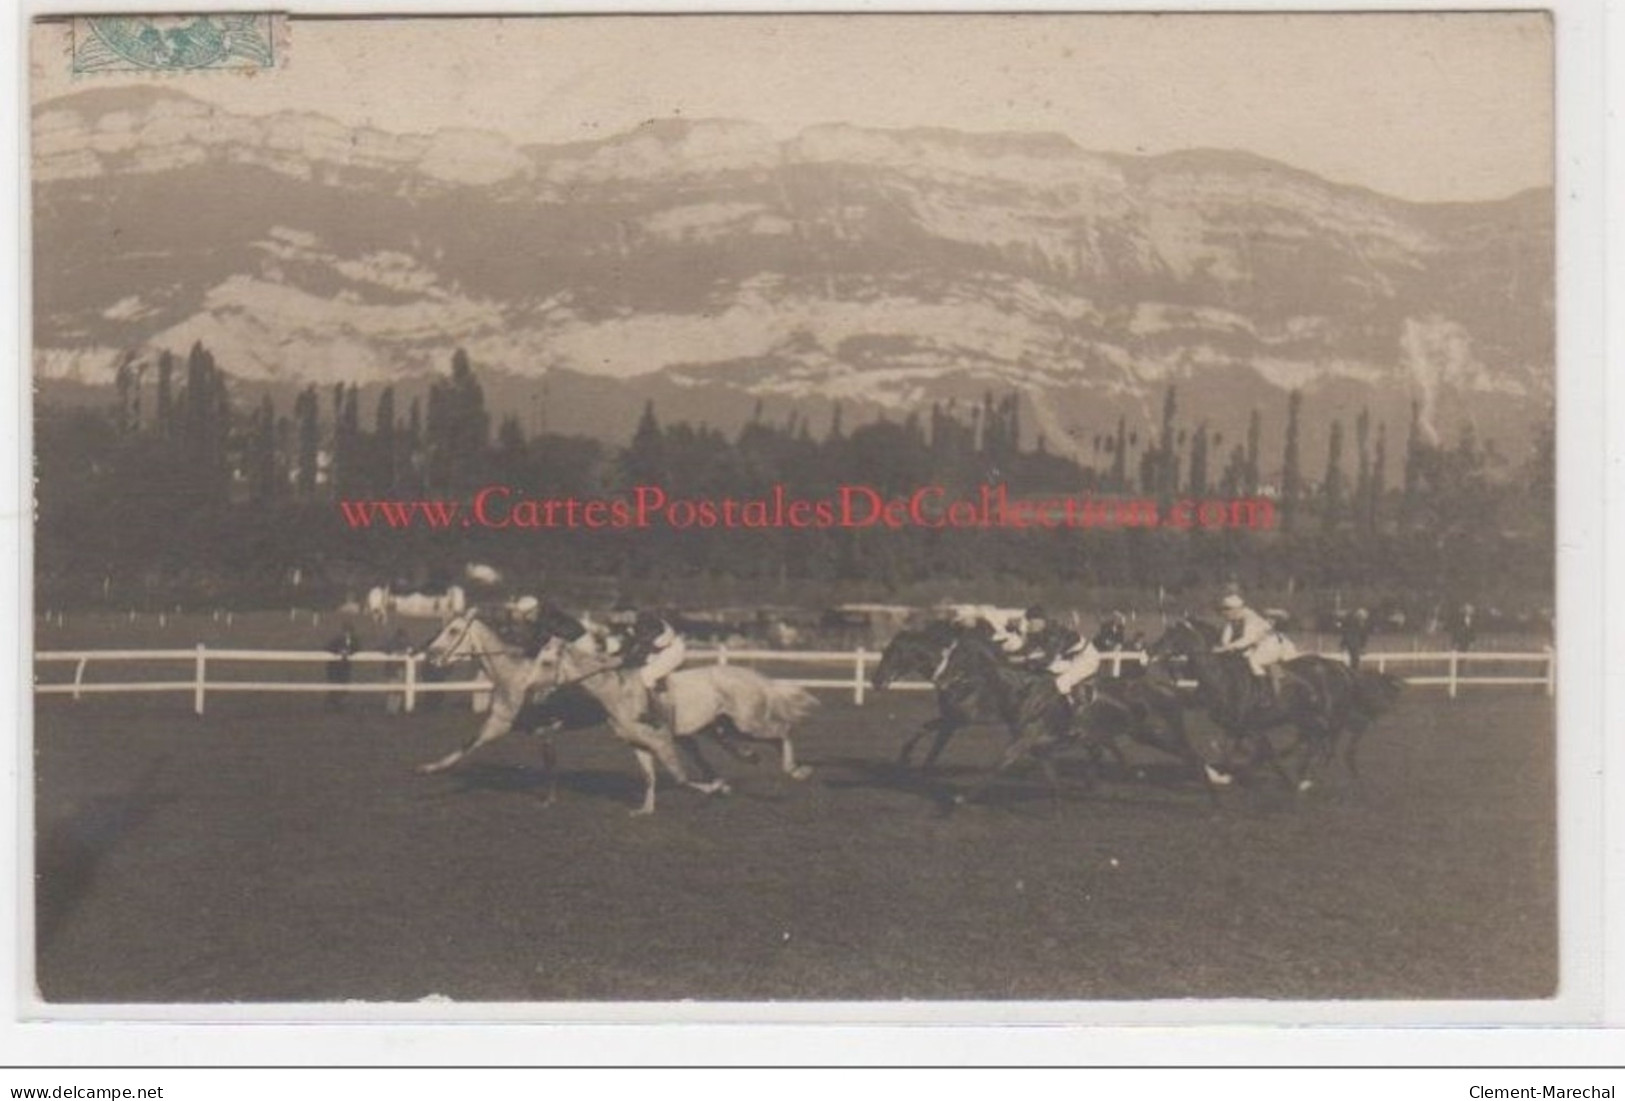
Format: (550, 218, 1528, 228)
(700, 666, 818, 731)
(763, 679, 820, 727)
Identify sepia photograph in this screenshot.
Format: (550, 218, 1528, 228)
(26, 10, 1563, 1010)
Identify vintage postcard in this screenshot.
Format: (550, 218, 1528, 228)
(27, 10, 1568, 1015)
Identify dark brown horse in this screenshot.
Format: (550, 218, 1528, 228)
(872, 623, 1221, 800)
(871, 624, 1088, 802)
(1148, 617, 1401, 791)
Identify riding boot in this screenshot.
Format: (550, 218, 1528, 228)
(641, 680, 671, 728)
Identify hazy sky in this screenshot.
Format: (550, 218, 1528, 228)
(33, 12, 1553, 203)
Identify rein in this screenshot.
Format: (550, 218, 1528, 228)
(550, 662, 621, 691)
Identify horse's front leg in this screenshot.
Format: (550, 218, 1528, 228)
(621, 720, 729, 804)
(897, 719, 934, 766)
(1293, 721, 1338, 794)
(630, 747, 659, 816)
(919, 717, 960, 770)
(536, 730, 559, 807)
(416, 708, 512, 774)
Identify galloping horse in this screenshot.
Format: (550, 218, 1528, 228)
(1149, 617, 1399, 790)
(872, 624, 1087, 802)
(874, 623, 1216, 794)
(1076, 668, 1222, 795)
(526, 630, 819, 801)
(871, 621, 986, 769)
(416, 611, 731, 815)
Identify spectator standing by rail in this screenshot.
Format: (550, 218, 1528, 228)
(1450, 603, 1478, 653)
(384, 626, 412, 714)
(325, 622, 360, 711)
(1341, 608, 1371, 669)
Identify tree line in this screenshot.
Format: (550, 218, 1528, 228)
(38, 342, 1554, 608)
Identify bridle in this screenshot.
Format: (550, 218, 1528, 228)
(425, 612, 519, 667)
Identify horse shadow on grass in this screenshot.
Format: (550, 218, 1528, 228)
(819, 753, 1229, 818)
(419, 758, 791, 810)
(419, 761, 628, 807)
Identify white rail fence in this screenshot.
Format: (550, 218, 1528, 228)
(34, 645, 1555, 714)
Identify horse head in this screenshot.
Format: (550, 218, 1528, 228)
(1148, 616, 1207, 660)
(421, 608, 513, 668)
(421, 610, 480, 668)
(872, 624, 955, 690)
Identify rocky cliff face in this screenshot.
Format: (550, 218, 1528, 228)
(33, 86, 1552, 460)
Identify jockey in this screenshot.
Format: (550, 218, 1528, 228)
(1215, 592, 1288, 703)
(512, 595, 549, 657)
(950, 604, 1020, 651)
(622, 609, 687, 717)
(996, 614, 1028, 658)
(513, 595, 591, 654)
(1016, 605, 1102, 703)
(1092, 611, 1129, 652)
(514, 595, 597, 697)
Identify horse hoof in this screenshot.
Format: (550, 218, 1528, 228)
(1204, 765, 1233, 787)
(1297, 779, 1314, 793)
(789, 766, 813, 781)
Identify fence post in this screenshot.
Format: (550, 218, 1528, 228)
(1447, 652, 1459, 700)
(717, 643, 729, 667)
(853, 647, 867, 706)
(194, 643, 207, 716)
(404, 653, 417, 713)
(1545, 647, 1555, 698)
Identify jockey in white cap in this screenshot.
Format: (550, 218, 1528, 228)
(1215, 592, 1288, 703)
(1013, 606, 1102, 703)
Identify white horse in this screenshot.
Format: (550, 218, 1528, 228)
(530, 637, 820, 784)
(416, 611, 723, 814)
(417, 611, 816, 813)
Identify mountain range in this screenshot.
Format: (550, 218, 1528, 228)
(32, 85, 1553, 467)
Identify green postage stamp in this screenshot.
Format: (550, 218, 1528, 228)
(71, 14, 280, 74)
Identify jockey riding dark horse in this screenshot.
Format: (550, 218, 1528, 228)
(1149, 616, 1401, 789)
(872, 619, 1214, 798)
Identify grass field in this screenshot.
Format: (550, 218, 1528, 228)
(34, 679, 1555, 1004)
